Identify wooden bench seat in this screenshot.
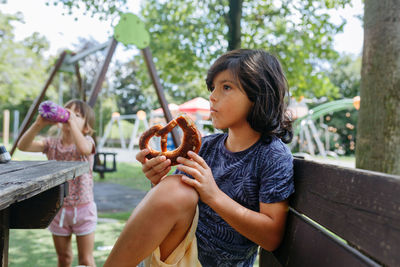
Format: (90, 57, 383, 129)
(260, 157, 400, 267)
(93, 152, 117, 178)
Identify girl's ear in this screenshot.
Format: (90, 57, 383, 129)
(82, 125, 90, 135)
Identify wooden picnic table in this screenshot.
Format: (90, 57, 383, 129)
(0, 160, 89, 267)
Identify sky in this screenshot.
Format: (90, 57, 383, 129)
(1, 0, 364, 58)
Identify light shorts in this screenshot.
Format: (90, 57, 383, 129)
(48, 201, 97, 236)
(143, 206, 202, 267)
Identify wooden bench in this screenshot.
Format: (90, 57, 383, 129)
(259, 157, 400, 267)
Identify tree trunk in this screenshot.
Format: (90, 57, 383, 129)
(227, 0, 243, 51)
(356, 0, 400, 175)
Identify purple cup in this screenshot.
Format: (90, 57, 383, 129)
(38, 101, 70, 123)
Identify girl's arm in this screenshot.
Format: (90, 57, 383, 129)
(17, 116, 52, 152)
(67, 111, 94, 156)
(202, 189, 288, 251)
(178, 151, 289, 251)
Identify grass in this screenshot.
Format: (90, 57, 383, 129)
(94, 161, 152, 192)
(9, 218, 126, 267)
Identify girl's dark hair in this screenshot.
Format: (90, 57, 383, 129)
(206, 49, 293, 143)
(64, 99, 95, 136)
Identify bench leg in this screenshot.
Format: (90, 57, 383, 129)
(0, 209, 9, 267)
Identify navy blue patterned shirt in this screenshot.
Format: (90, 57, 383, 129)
(175, 133, 294, 266)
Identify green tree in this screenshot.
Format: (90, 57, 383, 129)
(0, 11, 50, 106)
(45, 0, 127, 21)
(49, 0, 352, 103)
(318, 54, 361, 156)
(0, 11, 51, 133)
(132, 0, 354, 102)
(112, 60, 154, 114)
(329, 54, 361, 99)
(356, 0, 400, 175)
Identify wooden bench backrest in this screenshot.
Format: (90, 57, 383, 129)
(260, 158, 400, 267)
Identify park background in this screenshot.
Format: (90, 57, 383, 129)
(1, 0, 399, 266)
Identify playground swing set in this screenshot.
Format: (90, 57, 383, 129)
(9, 13, 182, 178)
(6, 12, 400, 266)
(290, 96, 361, 158)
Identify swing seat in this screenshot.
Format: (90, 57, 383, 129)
(93, 152, 117, 178)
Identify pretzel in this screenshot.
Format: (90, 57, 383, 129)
(139, 114, 202, 165)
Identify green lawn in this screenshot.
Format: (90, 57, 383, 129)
(9, 217, 126, 266)
(94, 161, 153, 192)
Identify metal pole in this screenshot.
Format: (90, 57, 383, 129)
(141, 47, 181, 147)
(88, 38, 118, 107)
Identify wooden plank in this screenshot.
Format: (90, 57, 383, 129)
(0, 161, 49, 176)
(9, 183, 66, 229)
(291, 158, 400, 266)
(261, 210, 380, 267)
(0, 161, 89, 210)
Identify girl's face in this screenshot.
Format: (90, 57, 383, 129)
(62, 104, 87, 133)
(209, 70, 253, 130)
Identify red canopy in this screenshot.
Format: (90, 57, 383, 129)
(178, 97, 210, 113)
(152, 103, 180, 115)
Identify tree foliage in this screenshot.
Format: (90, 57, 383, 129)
(134, 0, 353, 102)
(0, 10, 52, 133)
(0, 11, 50, 107)
(49, 0, 352, 103)
(112, 60, 155, 114)
(45, 0, 128, 21)
(325, 54, 361, 155)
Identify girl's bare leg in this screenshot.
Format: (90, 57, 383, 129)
(52, 235, 73, 267)
(104, 175, 198, 267)
(76, 232, 96, 266)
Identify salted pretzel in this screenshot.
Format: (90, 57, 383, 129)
(139, 114, 202, 165)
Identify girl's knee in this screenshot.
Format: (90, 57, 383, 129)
(152, 175, 198, 213)
(57, 251, 73, 266)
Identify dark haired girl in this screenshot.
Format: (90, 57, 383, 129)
(105, 49, 294, 267)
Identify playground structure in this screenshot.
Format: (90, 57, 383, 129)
(97, 97, 213, 151)
(97, 111, 149, 151)
(4, 11, 360, 162)
(9, 13, 183, 159)
(290, 97, 360, 158)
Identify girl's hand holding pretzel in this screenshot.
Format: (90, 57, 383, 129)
(136, 149, 172, 185)
(177, 151, 221, 205)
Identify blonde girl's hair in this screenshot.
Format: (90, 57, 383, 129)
(64, 99, 95, 136)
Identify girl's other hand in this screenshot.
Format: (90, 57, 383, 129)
(136, 149, 171, 185)
(177, 151, 220, 205)
(66, 108, 77, 125)
(34, 114, 55, 128)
